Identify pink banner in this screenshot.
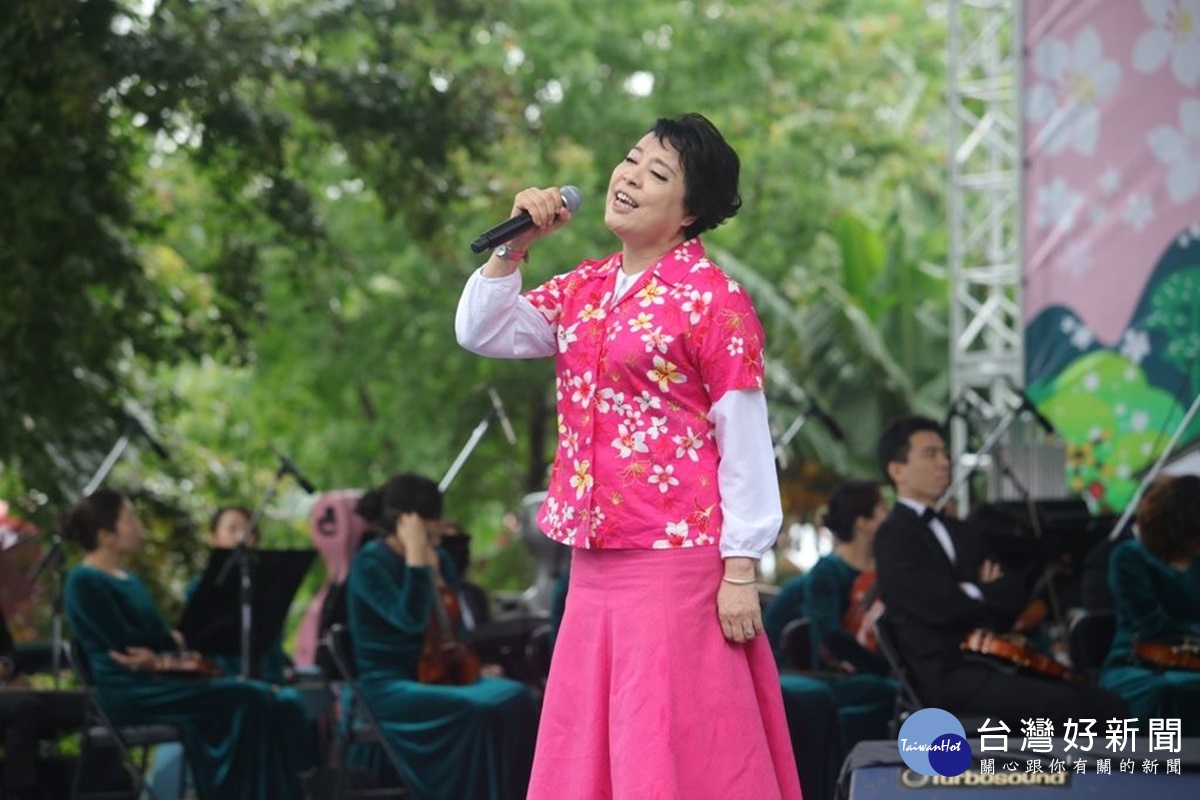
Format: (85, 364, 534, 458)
(1023, 0, 1200, 510)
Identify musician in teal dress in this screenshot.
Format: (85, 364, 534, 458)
(345, 474, 536, 800)
(1101, 474, 1200, 734)
(148, 505, 296, 799)
(62, 489, 316, 800)
(766, 480, 899, 748)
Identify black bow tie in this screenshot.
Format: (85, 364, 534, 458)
(921, 507, 945, 525)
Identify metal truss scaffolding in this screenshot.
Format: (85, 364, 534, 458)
(947, 0, 1025, 513)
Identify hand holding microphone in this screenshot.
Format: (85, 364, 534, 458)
(472, 185, 582, 258)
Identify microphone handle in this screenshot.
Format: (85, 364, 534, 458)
(470, 213, 534, 254)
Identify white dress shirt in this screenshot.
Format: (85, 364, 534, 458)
(896, 496, 984, 601)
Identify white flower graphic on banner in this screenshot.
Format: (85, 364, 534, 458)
(1036, 178, 1084, 231)
(1147, 98, 1200, 204)
(1061, 238, 1094, 280)
(1119, 329, 1152, 365)
(1124, 193, 1156, 230)
(1071, 323, 1095, 350)
(1133, 0, 1200, 88)
(1099, 168, 1121, 195)
(1026, 26, 1121, 155)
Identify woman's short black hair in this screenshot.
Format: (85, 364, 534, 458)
(354, 473, 443, 534)
(62, 489, 126, 552)
(1137, 475, 1200, 563)
(650, 112, 741, 239)
(822, 480, 883, 543)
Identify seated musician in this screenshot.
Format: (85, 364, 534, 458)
(148, 504, 303, 799)
(807, 481, 891, 675)
(63, 489, 316, 800)
(344, 473, 536, 800)
(197, 505, 291, 682)
(1100, 474, 1200, 732)
(873, 416, 1127, 724)
(764, 480, 899, 750)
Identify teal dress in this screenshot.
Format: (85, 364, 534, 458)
(64, 565, 315, 800)
(1099, 539, 1200, 733)
(147, 575, 302, 799)
(804, 554, 900, 746)
(345, 539, 537, 800)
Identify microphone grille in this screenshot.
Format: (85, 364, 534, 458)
(560, 185, 583, 213)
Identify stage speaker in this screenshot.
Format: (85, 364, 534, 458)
(844, 763, 1200, 799)
(839, 740, 1200, 799)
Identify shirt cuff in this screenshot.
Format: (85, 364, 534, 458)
(720, 550, 763, 561)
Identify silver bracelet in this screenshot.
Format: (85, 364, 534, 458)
(721, 575, 757, 585)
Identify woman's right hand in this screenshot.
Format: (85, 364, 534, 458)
(501, 187, 574, 255)
(109, 646, 160, 672)
(397, 513, 433, 567)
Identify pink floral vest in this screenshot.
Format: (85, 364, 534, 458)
(525, 238, 766, 550)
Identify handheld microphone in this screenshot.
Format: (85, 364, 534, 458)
(488, 388, 518, 446)
(807, 398, 845, 442)
(273, 448, 317, 494)
(470, 186, 583, 254)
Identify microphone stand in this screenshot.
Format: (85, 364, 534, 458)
(936, 404, 1022, 514)
(439, 406, 503, 493)
(772, 409, 810, 470)
(992, 445, 1067, 642)
(216, 461, 285, 680)
(25, 534, 66, 688)
(1107, 390, 1200, 542)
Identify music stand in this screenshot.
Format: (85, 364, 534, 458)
(177, 548, 315, 672)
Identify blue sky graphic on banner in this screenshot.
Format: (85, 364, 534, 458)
(1022, 0, 1200, 512)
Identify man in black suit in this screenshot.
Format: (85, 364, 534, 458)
(873, 415, 1127, 726)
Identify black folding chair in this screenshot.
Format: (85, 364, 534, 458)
(322, 624, 413, 798)
(872, 614, 927, 737)
(66, 640, 187, 800)
(1067, 608, 1117, 682)
(778, 618, 816, 672)
(523, 622, 554, 689)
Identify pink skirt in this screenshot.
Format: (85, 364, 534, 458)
(528, 547, 803, 800)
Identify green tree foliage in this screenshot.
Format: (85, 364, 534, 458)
(2, 0, 951, 607)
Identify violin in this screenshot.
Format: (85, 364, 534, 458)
(417, 573, 482, 686)
(961, 629, 1075, 681)
(842, 570, 884, 653)
(154, 652, 221, 680)
(1133, 639, 1200, 672)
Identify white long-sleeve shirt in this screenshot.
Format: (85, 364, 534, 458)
(455, 266, 783, 559)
